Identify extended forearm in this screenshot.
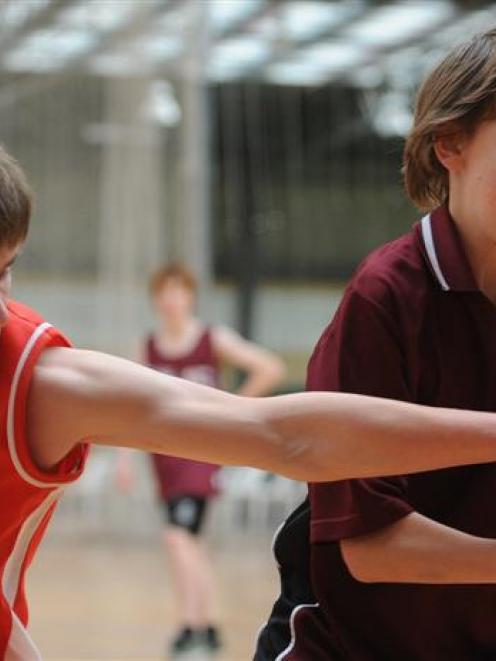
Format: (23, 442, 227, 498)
(259, 392, 496, 481)
(341, 512, 496, 584)
(98, 380, 496, 482)
(142, 389, 496, 482)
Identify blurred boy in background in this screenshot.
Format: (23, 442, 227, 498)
(118, 263, 285, 657)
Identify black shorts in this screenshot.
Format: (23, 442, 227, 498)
(255, 498, 347, 660)
(163, 496, 208, 535)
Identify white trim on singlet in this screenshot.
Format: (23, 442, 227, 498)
(6, 322, 69, 489)
(2, 489, 60, 604)
(5, 612, 42, 661)
(3, 488, 61, 660)
(274, 602, 320, 661)
(420, 214, 450, 291)
(271, 519, 286, 567)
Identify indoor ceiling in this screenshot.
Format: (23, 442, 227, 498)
(0, 0, 495, 86)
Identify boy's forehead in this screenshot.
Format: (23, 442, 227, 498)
(161, 278, 193, 291)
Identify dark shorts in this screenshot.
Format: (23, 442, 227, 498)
(255, 499, 346, 660)
(162, 495, 209, 535)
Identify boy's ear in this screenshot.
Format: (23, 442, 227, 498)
(433, 131, 467, 173)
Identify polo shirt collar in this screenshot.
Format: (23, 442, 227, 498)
(419, 204, 479, 292)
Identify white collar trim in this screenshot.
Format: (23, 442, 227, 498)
(421, 214, 450, 291)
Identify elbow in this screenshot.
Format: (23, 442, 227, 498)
(259, 402, 339, 482)
(259, 414, 312, 481)
(267, 428, 338, 483)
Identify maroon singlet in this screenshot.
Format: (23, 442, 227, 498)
(146, 328, 221, 500)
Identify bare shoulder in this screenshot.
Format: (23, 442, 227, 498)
(30, 347, 115, 412)
(29, 348, 158, 412)
(33, 347, 141, 386)
(27, 347, 152, 469)
(27, 348, 95, 470)
(32, 346, 87, 386)
(27, 347, 150, 471)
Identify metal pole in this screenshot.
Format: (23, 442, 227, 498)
(177, 0, 212, 290)
(97, 75, 165, 354)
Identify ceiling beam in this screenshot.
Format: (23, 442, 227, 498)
(0, 0, 183, 110)
(217, 0, 283, 41)
(78, 0, 174, 64)
(0, 0, 71, 58)
(250, 3, 468, 85)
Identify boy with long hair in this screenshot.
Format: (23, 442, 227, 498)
(256, 27, 496, 661)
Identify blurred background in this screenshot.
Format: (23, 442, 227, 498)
(1, 0, 495, 658)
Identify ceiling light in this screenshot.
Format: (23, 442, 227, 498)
(210, 37, 269, 71)
(4, 29, 96, 71)
(266, 61, 329, 86)
(133, 35, 182, 62)
(209, 0, 265, 34)
(23, 29, 95, 56)
(58, 0, 143, 32)
(209, 37, 269, 81)
(344, 1, 454, 48)
(283, 1, 364, 41)
(301, 42, 365, 73)
(0, 0, 50, 31)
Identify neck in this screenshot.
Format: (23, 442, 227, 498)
(449, 200, 496, 303)
(162, 317, 193, 339)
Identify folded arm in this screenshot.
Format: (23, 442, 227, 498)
(341, 512, 496, 584)
(26, 347, 496, 482)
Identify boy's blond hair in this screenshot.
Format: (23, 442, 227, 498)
(403, 28, 496, 211)
(149, 263, 198, 297)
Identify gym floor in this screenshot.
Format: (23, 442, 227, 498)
(29, 533, 279, 660)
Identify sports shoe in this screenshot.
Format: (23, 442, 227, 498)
(170, 627, 202, 656)
(203, 626, 222, 652)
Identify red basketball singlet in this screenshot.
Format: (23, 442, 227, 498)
(0, 301, 88, 660)
(146, 329, 220, 500)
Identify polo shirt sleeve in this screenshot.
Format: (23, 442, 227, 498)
(308, 284, 415, 543)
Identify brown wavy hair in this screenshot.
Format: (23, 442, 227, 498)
(0, 144, 32, 246)
(403, 28, 496, 211)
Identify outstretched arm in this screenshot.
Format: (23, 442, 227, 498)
(27, 347, 496, 482)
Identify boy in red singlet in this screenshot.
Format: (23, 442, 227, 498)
(119, 264, 284, 656)
(3, 141, 496, 660)
(256, 27, 496, 661)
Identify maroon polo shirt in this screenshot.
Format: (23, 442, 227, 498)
(296, 205, 496, 660)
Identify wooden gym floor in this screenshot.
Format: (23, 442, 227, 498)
(28, 533, 279, 660)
